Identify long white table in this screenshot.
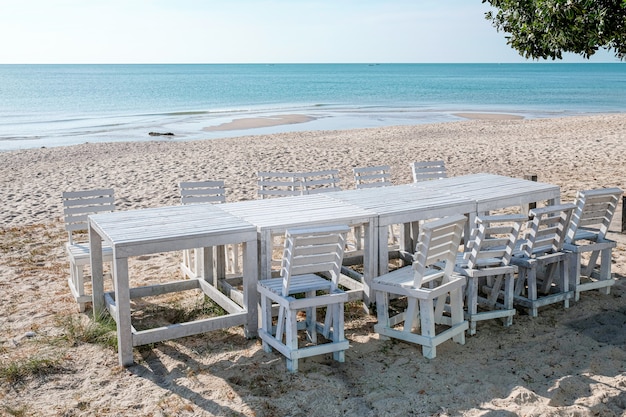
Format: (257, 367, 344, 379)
(89, 204, 258, 367)
(88, 173, 561, 366)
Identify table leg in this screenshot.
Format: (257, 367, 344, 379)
(377, 223, 390, 276)
(89, 225, 104, 318)
(363, 218, 377, 309)
(260, 230, 272, 280)
(242, 238, 259, 338)
(113, 254, 133, 367)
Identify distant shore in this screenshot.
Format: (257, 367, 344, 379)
(203, 114, 316, 131)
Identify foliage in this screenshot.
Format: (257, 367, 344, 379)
(483, 0, 626, 59)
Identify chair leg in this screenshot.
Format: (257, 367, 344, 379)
(570, 251, 583, 301)
(404, 297, 420, 333)
(306, 290, 317, 344)
(374, 290, 391, 340)
(526, 267, 539, 317)
(465, 277, 478, 336)
(561, 258, 570, 309)
(450, 288, 465, 345)
(259, 294, 273, 353)
(598, 248, 612, 295)
(75, 265, 86, 312)
(419, 299, 437, 359)
(285, 308, 299, 373)
(503, 272, 515, 327)
(276, 307, 286, 343)
(332, 302, 346, 363)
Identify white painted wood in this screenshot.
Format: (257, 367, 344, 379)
(178, 180, 241, 278)
(353, 165, 392, 189)
(511, 204, 576, 317)
(257, 171, 302, 199)
(89, 203, 258, 367)
(455, 214, 526, 334)
(299, 170, 342, 194)
(410, 160, 447, 183)
(351, 165, 395, 253)
(63, 188, 115, 311)
(257, 225, 350, 372)
(372, 215, 468, 359)
(564, 187, 623, 300)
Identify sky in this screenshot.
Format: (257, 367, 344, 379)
(0, 0, 618, 64)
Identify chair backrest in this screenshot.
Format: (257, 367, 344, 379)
(410, 160, 447, 182)
(464, 214, 527, 269)
(566, 187, 623, 243)
(62, 188, 115, 244)
(353, 165, 392, 189)
(300, 170, 342, 194)
(280, 225, 350, 296)
(257, 171, 302, 199)
(412, 215, 466, 288)
(179, 180, 226, 205)
(519, 203, 576, 257)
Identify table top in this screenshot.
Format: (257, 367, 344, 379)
(324, 184, 476, 224)
(412, 173, 560, 211)
(219, 194, 377, 231)
(89, 204, 257, 256)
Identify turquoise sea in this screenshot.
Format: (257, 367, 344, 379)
(0, 63, 625, 151)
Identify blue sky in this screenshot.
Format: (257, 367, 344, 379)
(1, 0, 618, 64)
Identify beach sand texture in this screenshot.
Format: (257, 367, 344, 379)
(1, 114, 626, 416)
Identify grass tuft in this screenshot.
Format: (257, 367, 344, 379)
(0, 356, 65, 385)
(55, 312, 118, 350)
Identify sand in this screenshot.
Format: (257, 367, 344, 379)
(203, 114, 316, 132)
(1, 113, 626, 416)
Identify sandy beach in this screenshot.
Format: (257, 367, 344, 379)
(1, 113, 626, 416)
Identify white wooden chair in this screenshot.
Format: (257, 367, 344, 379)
(352, 165, 396, 251)
(179, 181, 236, 280)
(410, 160, 447, 182)
(511, 204, 576, 317)
(300, 170, 342, 194)
(62, 188, 115, 312)
(372, 215, 468, 359)
(455, 214, 526, 335)
(257, 171, 302, 199)
(564, 188, 623, 301)
(257, 225, 351, 372)
(353, 165, 392, 189)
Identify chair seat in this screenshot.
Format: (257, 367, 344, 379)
(258, 274, 333, 296)
(66, 242, 113, 264)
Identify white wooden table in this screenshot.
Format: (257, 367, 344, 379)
(219, 194, 378, 304)
(89, 204, 258, 367)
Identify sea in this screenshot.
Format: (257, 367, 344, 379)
(1, 63, 625, 151)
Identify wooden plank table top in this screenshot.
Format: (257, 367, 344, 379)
(325, 184, 476, 226)
(412, 173, 561, 212)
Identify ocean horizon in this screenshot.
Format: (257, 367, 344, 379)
(1, 63, 625, 152)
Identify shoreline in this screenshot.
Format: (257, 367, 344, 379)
(1, 108, 613, 152)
